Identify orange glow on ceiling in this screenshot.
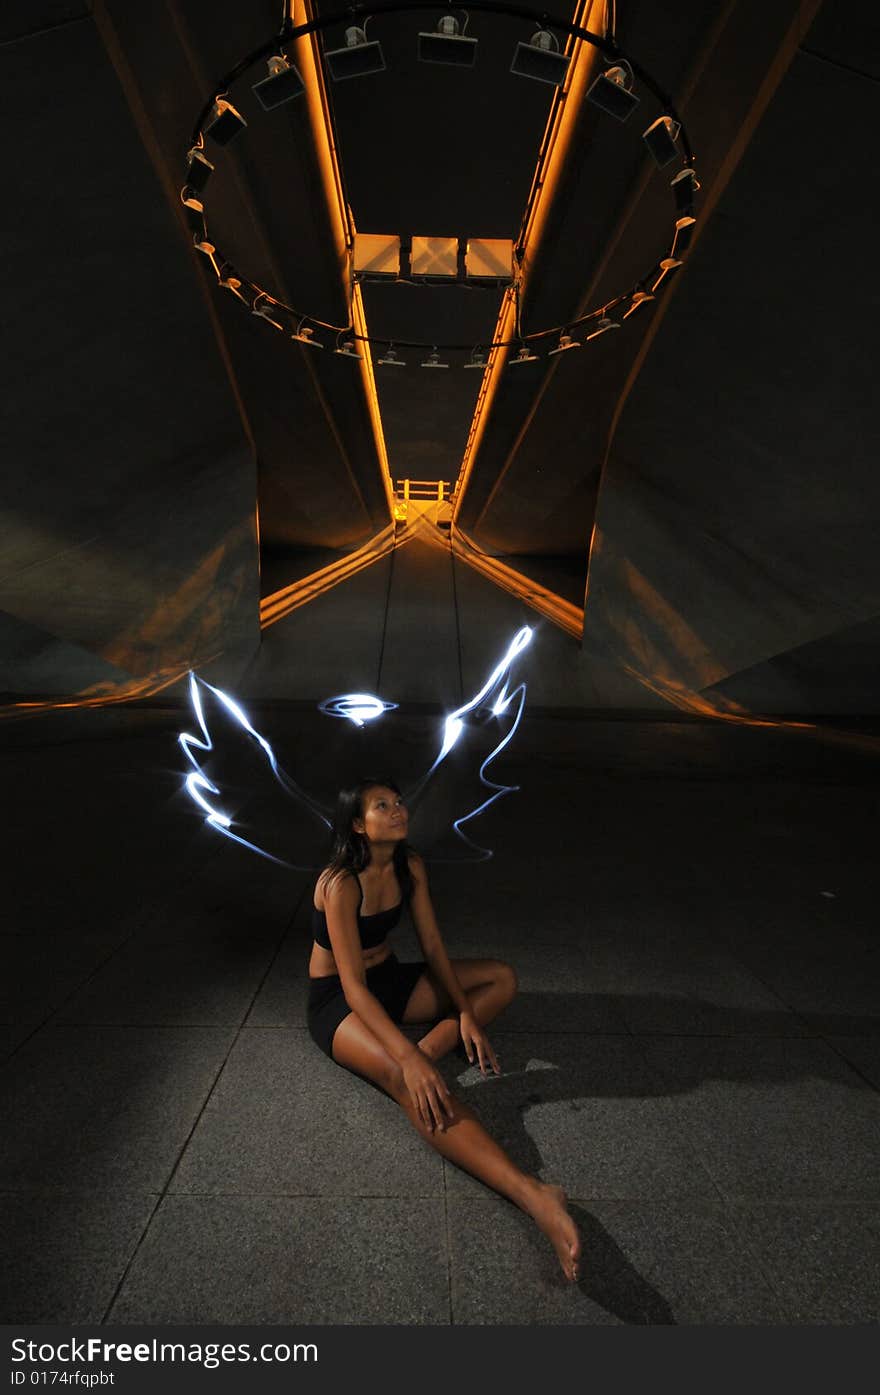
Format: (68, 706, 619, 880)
(260, 521, 402, 628)
(261, 506, 583, 638)
(450, 525, 584, 639)
(291, 1, 394, 520)
(452, 0, 608, 520)
(0, 662, 199, 720)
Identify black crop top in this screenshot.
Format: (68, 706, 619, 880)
(312, 874, 403, 952)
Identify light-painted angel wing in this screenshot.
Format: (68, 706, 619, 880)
(178, 674, 331, 868)
(404, 626, 532, 860)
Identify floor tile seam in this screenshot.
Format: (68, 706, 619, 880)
(622, 1028, 880, 1052)
(0, 1186, 447, 1201)
(700, 1183, 827, 1323)
(162, 1190, 448, 1201)
(0, 1187, 161, 1198)
(441, 1161, 454, 1325)
(121, 930, 313, 1264)
(93, 965, 318, 1323)
(720, 1195, 880, 1209)
(99, 1192, 165, 1325)
(10, 1025, 837, 1039)
(596, 1027, 832, 1039)
(1, 846, 232, 1061)
(6, 1186, 878, 1205)
(557, 1194, 880, 1208)
(1, 932, 161, 1044)
(714, 943, 835, 1037)
(27, 1020, 279, 1031)
(239, 885, 312, 1031)
(0, 1024, 253, 1048)
(815, 1038, 880, 1097)
(222, 1024, 314, 1032)
(714, 1189, 880, 1203)
(688, 1182, 803, 1322)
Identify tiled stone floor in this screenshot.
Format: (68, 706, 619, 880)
(3, 706, 879, 1324)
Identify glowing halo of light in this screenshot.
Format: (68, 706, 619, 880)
(318, 693, 398, 727)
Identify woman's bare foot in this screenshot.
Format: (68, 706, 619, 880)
(524, 1180, 581, 1281)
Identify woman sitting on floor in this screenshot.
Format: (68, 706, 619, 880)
(307, 777, 581, 1282)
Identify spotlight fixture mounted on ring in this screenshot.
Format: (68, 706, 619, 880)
(181, 2, 698, 368)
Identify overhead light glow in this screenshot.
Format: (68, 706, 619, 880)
(181, 188, 208, 241)
(622, 288, 655, 320)
(218, 263, 254, 307)
(586, 315, 619, 340)
(325, 27, 386, 82)
(672, 215, 697, 255)
(353, 233, 401, 279)
(292, 320, 323, 347)
(185, 147, 214, 192)
(511, 29, 570, 88)
(643, 114, 681, 168)
(411, 236, 459, 279)
(253, 295, 288, 332)
(464, 347, 487, 370)
(418, 16, 478, 67)
(651, 256, 683, 292)
(334, 336, 361, 359)
(548, 332, 579, 355)
(586, 64, 639, 122)
(204, 97, 247, 145)
(671, 167, 700, 214)
(465, 239, 514, 285)
(253, 54, 305, 109)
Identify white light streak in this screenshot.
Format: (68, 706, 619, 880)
(178, 627, 533, 865)
(407, 626, 533, 857)
(427, 626, 532, 766)
(178, 672, 330, 865)
(318, 693, 397, 727)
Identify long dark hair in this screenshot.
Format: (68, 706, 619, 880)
(323, 777, 415, 901)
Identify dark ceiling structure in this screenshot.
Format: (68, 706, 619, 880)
(2, 0, 878, 717)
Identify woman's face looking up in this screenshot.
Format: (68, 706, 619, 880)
(354, 786, 408, 844)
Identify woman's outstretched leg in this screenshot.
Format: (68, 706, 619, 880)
(331, 1012, 580, 1281)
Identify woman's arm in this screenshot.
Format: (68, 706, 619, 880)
(408, 854, 470, 1015)
(408, 854, 500, 1075)
(324, 872, 453, 1130)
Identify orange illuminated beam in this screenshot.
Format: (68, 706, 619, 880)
(261, 522, 425, 628)
(0, 662, 201, 721)
(449, 525, 584, 639)
(452, 0, 607, 520)
(291, 2, 394, 519)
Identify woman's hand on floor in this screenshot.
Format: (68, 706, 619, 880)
(402, 1048, 454, 1132)
(459, 1011, 501, 1076)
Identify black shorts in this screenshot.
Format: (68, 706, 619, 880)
(307, 952, 429, 1060)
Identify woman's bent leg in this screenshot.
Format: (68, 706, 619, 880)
(331, 1011, 580, 1281)
(412, 960, 517, 1063)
